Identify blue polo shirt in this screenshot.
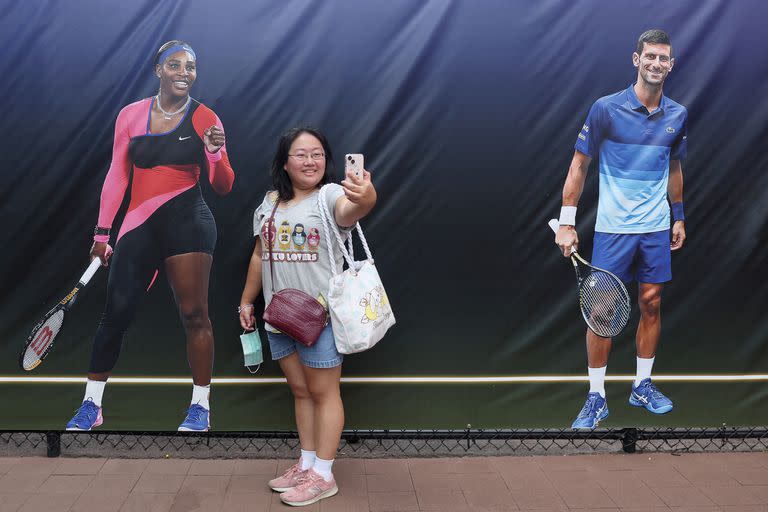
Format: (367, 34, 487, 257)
(575, 84, 688, 234)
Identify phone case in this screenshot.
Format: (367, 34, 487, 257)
(345, 154, 364, 177)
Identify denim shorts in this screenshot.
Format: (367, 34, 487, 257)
(266, 324, 343, 368)
(592, 230, 672, 284)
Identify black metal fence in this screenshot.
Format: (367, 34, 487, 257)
(1, 428, 767, 458)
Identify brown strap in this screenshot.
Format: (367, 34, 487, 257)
(266, 196, 280, 293)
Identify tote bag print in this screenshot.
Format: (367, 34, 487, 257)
(360, 283, 391, 326)
(318, 186, 395, 354)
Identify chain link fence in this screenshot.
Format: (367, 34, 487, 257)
(1, 428, 766, 458)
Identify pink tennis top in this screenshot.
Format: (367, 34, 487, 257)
(97, 98, 234, 242)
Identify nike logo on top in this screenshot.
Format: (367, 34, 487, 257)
(179, 136, 191, 141)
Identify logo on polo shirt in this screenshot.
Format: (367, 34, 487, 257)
(582, 124, 589, 133)
(666, 127, 675, 133)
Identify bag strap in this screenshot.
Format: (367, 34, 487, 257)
(266, 196, 281, 293)
(317, 186, 339, 275)
(319, 185, 369, 266)
(317, 185, 374, 275)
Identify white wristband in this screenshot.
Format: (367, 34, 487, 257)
(559, 206, 577, 226)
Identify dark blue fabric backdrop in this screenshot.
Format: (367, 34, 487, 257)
(1, 0, 767, 429)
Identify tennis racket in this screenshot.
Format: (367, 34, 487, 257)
(548, 219, 631, 338)
(19, 258, 103, 371)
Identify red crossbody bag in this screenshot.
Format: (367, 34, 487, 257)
(261, 198, 328, 346)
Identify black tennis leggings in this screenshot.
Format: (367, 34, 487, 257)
(89, 186, 216, 373)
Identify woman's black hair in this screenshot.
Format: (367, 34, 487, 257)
(153, 40, 194, 67)
(270, 126, 335, 201)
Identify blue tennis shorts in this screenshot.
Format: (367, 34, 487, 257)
(266, 325, 343, 369)
(592, 230, 671, 284)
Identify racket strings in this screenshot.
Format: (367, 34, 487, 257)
(579, 270, 631, 337)
(22, 310, 64, 370)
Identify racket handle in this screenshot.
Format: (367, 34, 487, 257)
(79, 258, 102, 286)
(549, 218, 579, 261)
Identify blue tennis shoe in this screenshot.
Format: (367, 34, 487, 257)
(629, 378, 673, 414)
(66, 399, 103, 431)
(178, 404, 210, 432)
(571, 392, 609, 429)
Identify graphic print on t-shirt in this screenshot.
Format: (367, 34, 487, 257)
(292, 224, 307, 250)
(277, 221, 292, 251)
(262, 218, 321, 263)
(307, 228, 320, 252)
(261, 218, 277, 248)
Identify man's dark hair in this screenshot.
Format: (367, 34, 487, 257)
(636, 29, 672, 56)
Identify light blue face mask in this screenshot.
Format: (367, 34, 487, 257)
(240, 330, 263, 374)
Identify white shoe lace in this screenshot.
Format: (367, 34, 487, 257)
(280, 463, 302, 480)
(294, 471, 323, 491)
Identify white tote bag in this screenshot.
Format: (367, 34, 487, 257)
(317, 185, 395, 354)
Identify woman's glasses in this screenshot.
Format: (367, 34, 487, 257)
(288, 152, 325, 161)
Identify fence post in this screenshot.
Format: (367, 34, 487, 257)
(622, 428, 637, 453)
(343, 431, 361, 444)
(46, 431, 61, 458)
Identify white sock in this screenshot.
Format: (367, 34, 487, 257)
(312, 457, 334, 481)
(83, 379, 106, 407)
(588, 366, 607, 398)
(300, 449, 316, 470)
(635, 356, 655, 387)
(191, 385, 210, 410)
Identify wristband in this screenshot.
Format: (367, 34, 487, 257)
(671, 202, 684, 222)
(94, 226, 110, 236)
(206, 146, 222, 162)
(93, 234, 110, 243)
(238, 304, 254, 314)
(559, 206, 577, 226)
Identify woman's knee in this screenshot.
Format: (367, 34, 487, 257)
(284, 370, 311, 399)
(278, 353, 312, 399)
(307, 377, 341, 403)
(178, 305, 210, 331)
(289, 380, 312, 400)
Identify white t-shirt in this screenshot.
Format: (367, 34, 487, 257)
(253, 184, 347, 332)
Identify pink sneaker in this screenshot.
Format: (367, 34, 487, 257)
(268, 462, 307, 492)
(280, 468, 338, 507)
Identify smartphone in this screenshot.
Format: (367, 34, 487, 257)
(345, 154, 364, 178)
